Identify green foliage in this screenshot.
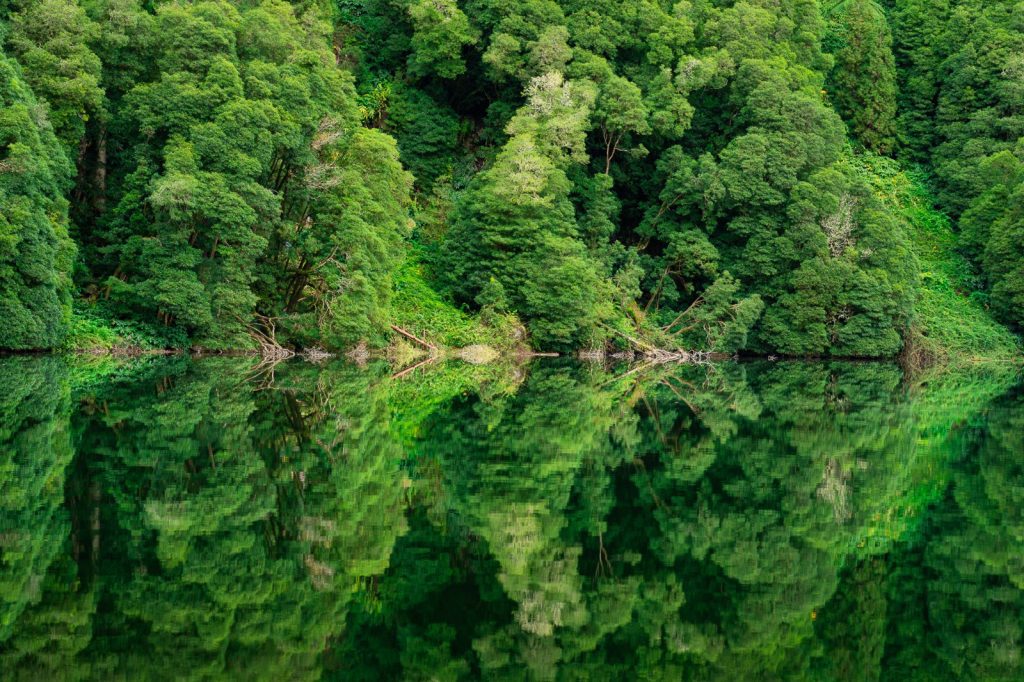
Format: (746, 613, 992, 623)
(269, 126, 415, 348)
(63, 300, 190, 351)
(439, 74, 614, 350)
(0, 50, 76, 350)
(383, 84, 462, 189)
(668, 273, 765, 353)
(0, 0, 1020, 356)
(888, 0, 949, 161)
(859, 154, 1020, 362)
(390, 255, 522, 348)
(5, 0, 104, 152)
(58, 0, 416, 350)
(338, 0, 941, 355)
(959, 150, 1024, 331)
(928, 2, 1024, 217)
(63, 309, 118, 351)
(403, 0, 477, 80)
(824, 0, 898, 154)
(885, 0, 1024, 333)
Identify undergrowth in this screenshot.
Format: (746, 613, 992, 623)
(63, 301, 189, 352)
(858, 155, 1020, 365)
(390, 254, 524, 351)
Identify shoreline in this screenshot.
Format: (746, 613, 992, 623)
(2, 346, 1018, 366)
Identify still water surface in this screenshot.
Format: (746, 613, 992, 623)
(1, 356, 1022, 680)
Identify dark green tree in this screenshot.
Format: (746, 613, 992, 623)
(4, 0, 104, 152)
(440, 74, 613, 349)
(0, 51, 77, 350)
(887, 0, 950, 161)
(824, 0, 898, 154)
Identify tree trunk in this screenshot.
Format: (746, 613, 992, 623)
(94, 125, 107, 214)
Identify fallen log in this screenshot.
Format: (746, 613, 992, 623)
(390, 325, 438, 352)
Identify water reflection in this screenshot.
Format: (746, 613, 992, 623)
(0, 357, 1021, 680)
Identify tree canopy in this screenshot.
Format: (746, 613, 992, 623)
(0, 0, 1021, 355)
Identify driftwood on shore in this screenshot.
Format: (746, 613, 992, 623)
(596, 323, 712, 364)
(245, 314, 296, 359)
(74, 315, 719, 373)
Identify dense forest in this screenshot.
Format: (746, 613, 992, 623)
(0, 0, 1021, 356)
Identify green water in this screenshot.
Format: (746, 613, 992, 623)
(1, 356, 1022, 681)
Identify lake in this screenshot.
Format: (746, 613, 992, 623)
(1, 355, 1022, 680)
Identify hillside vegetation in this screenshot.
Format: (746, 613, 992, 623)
(0, 0, 1020, 360)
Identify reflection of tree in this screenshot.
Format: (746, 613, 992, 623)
(127, 362, 404, 680)
(918, 390, 1024, 681)
(431, 366, 625, 678)
(3, 359, 409, 680)
(621, 363, 915, 678)
(0, 358, 89, 678)
(0, 359, 74, 637)
(336, 360, 942, 680)
(333, 363, 646, 680)
(810, 556, 887, 682)
(3, 357, 1023, 680)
